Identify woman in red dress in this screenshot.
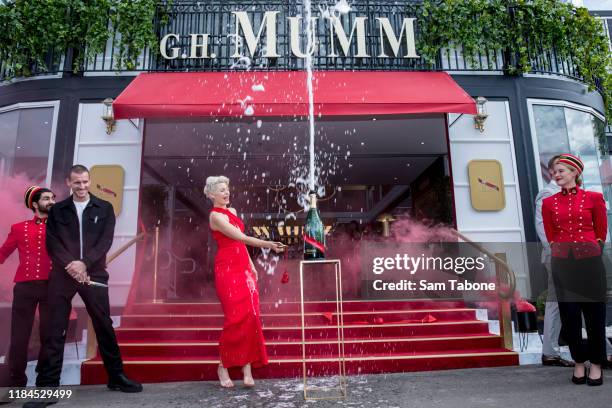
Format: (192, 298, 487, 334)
(205, 176, 285, 388)
(542, 154, 607, 386)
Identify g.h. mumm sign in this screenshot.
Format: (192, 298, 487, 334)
(160, 11, 419, 60)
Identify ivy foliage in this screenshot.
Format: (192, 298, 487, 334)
(0, 0, 168, 76)
(111, 0, 161, 70)
(418, 0, 510, 70)
(418, 0, 612, 121)
(0, 0, 610, 120)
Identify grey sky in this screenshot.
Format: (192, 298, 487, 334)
(585, 0, 612, 9)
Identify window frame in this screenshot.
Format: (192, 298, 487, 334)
(0, 101, 60, 186)
(527, 98, 606, 192)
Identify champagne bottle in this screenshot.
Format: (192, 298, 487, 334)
(303, 192, 325, 259)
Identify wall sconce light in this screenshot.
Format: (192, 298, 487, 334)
(474, 96, 488, 133)
(101, 98, 116, 135)
(376, 213, 396, 238)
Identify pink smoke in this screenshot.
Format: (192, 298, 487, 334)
(389, 216, 457, 243)
(255, 214, 459, 303)
(0, 174, 40, 301)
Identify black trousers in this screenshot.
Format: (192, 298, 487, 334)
(552, 254, 607, 365)
(36, 271, 123, 387)
(8, 280, 49, 387)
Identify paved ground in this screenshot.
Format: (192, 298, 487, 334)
(2, 365, 610, 408)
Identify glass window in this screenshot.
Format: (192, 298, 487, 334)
(532, 103, 611, 231)
(533, 105, 569, 184)
(566, 108, 602, 192)
(0, 106, 54, 184)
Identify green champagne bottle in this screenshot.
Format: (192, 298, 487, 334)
(303, 191, 326, 259)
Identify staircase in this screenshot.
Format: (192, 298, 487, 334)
(80, 300, 518, 384)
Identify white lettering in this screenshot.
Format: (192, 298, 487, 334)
(288, 16, 318, 58)
(160, 34, 180, 59)
(372, 257, 385, 274)
(328, 16, 369, 58)
(373, 279, 383, 290)
(475, 257, 486, 270)
(373, 280, 415, 291)
(449, 280, 496, 291)
(159, 14, 423, 60)
(189, 34, 211, 58)
(377, 17, 419, 58)
(419, 280, 446, 291)
(409, 256, 421, 274)
(232, 11, 280, 58)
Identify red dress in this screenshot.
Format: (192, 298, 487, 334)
(210, 207, 268, 368)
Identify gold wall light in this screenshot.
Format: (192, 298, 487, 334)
(376, 213, 396, 237)
(474, 96, 488, 133)
(102, 98, 116, 135)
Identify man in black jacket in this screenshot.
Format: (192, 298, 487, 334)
(30, 165, 141, 405)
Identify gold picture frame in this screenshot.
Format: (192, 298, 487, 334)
(90, 165, 125, 216)
(467, 160, 505, 211)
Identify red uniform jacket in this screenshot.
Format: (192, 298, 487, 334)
(542, 186, 608, 259)
(0, 217, 52, 282)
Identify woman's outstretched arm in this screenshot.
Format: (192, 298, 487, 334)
(210, 212, 285, 252)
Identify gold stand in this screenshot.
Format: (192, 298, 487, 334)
(299, 259, 347, 400)
(152, 226, 161, 303)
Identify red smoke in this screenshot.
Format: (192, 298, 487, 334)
(389, 216, 456, 243)
(0, 174, 40, 301)
(254, 215, 459, 303)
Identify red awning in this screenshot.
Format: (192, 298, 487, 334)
(113, 71, 476, 119)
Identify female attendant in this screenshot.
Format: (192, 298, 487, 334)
(542, 154, 607, 386)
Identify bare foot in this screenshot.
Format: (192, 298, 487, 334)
(574, 363, 586, 378)
(218, 364, 234, 388)
(242, 363, 255, 387)
(589, 363, 602, 380)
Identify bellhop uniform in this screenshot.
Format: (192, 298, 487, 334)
(36, 193, 124, 387)
(542, 184, 608, 365)
(0, 216, 52, 386)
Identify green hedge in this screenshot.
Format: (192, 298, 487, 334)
(0, 0, 610, 120)
(0, 0, 166, 74)
(418, 0, 612, 121)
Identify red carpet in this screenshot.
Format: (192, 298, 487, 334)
(81, 300, 518, 384)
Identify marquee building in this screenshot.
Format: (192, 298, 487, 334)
(0, 0, 610, 384)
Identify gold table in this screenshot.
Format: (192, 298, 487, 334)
(299, 259, 347, 400)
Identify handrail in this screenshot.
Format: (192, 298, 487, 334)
(106, 232, 146, 266)
(450, 229, 516, 299)
(86, 231, 146, 359)
(450, 228, 515, 351)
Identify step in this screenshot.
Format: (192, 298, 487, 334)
(81, 349, 518, 384)
(128, 300, 467, 315)
(112, 334, 503, 358)
(114, 320, 490, 342)
(120, 308, 477, 328)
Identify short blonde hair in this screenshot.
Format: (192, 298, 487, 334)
(204, 176, 229, 199)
